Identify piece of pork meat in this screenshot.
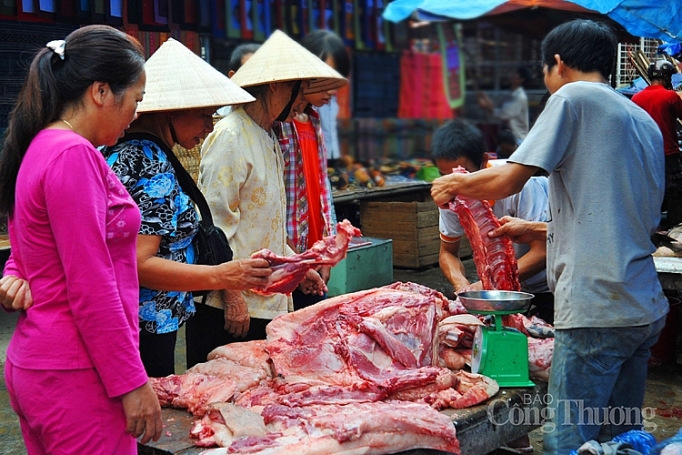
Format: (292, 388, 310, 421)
(150, 373, 238, 416)
(447, 166, 520, 291)
(190, 403, 268, 448)
(196, 400, 461, 455)
(251, 219, 362, 295)
(207, 340, 273, 378)
(528, 337, 554, 381)
(265, 282, 447, 396)
(187, 357, 269, 393)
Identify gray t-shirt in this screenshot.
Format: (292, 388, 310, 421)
(510, 81, 668, 329)
(439, 175, 550, 294)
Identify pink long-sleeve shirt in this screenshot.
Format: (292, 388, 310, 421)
(5, 129, 148, 398)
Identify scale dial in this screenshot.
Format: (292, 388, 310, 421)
(471, 325, 485, 374)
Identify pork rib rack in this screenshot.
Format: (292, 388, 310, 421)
(251, 219, 361, 295)
(448, 167, 520, 291)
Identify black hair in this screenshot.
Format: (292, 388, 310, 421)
(0, 24, 145, 215)
(541, 19, 616, 80)
(300, 30, 351, 78)
(498, 129, 517, 146)
(229, 43, 261, 74)
(431, 119, 487, 168)
(517, 66, 532, 88)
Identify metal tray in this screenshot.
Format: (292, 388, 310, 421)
(458, 290, 534, 313)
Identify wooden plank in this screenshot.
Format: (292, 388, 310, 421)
(361, 223, 439, 241)
(394, 252, 440, 268)
(362, 201, 419, 214)
(361, 220, 418, 237)
(392, 238, 440, 257)
(360, 210, 420, 224)
(419, 226, 440, 241)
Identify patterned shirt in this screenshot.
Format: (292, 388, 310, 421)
(102, 133, 197, 334)
(275, 106, 336, 253)
(199, 107, 293, 319)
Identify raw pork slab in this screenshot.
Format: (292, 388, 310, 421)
(197, 400, 460, 455)
(266, 282, 449, 398)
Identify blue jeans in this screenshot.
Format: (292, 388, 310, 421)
(543, 316, 666, 455)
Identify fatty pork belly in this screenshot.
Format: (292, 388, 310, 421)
(252, 219, 361, 295)
(151, 340, 273, 416)
(196, 400, 460, 455)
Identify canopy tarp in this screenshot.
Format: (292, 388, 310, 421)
(383, 0, 682, 42)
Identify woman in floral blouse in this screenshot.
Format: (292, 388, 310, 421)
(102, 39, 273, 377)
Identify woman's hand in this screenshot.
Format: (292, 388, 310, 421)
(218, 258, 272, 291)
(298, 269, 327, 296)
(0, 275, 33, 311)
(121, 381, 162, 445)
(223, 290, 250, 338)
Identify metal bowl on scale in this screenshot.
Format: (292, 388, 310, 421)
(458, 290, 534, 315)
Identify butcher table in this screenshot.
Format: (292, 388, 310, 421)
(655, 257, 682, 291)
(138, 381, 548, 455)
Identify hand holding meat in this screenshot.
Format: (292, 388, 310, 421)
(456, 280, 484, 295)
(121, 381, 163, 445)
(251, 220, 361, 295)
(431, 173, 464, 207)
(223, 290, 250, 338)
(298, 269, 328, 295)
(488, 216, 547, 244)
(0, 275, 33, 311)
(217, 258, 272, 290)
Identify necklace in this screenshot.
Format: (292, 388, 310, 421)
(60, 119, 74, 130)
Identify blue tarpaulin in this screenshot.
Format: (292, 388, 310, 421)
(569, 0, 682, 42)
(383, 0, 682, 43)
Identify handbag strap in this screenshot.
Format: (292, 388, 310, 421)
(124, 133, 215, 226)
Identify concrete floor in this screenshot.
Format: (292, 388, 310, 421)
(1, 264, 682, 454)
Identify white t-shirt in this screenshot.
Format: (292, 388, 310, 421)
(510, 81, 668, 329)
(493, 86, 529, 141)
(439, 175, 550, 294)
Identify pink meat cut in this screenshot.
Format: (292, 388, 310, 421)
(251, 219, 362, 295)
(447, 167, 520, 291)
(265, 282, 448, 401)
(197, 400, 460, 455)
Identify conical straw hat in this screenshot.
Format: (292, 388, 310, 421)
(231, 30, 347, 93)
(137, 38, 255, 113)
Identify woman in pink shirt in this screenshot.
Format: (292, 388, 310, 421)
(0, 25, 162, 454)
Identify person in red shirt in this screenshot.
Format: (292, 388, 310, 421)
(632, 60, 682, 227)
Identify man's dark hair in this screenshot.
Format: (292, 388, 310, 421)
(229, 43, 261, 74)
(541, 19, 616, 80)
(517, 66, 532, 88)
(431, 119, 487, 169)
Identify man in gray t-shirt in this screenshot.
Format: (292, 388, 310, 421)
(432, 20, 668, 455)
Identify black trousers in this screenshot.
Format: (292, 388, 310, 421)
(526, 291, 555, 325)
(139, 329, 177, 378)
(185, 303, 270, 370)
(292, 289, 326, 311)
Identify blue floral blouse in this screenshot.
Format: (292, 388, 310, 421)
(102, 134, 197, 334)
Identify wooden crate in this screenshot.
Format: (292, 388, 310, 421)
(360, 199, 440, 268)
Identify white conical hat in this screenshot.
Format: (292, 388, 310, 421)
(231, 30, 347, 93)
(137, 38, 255, 113)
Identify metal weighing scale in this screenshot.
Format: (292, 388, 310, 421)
(459, 290, 536, 388)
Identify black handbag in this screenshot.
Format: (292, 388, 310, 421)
(155, 136, 234, 296)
